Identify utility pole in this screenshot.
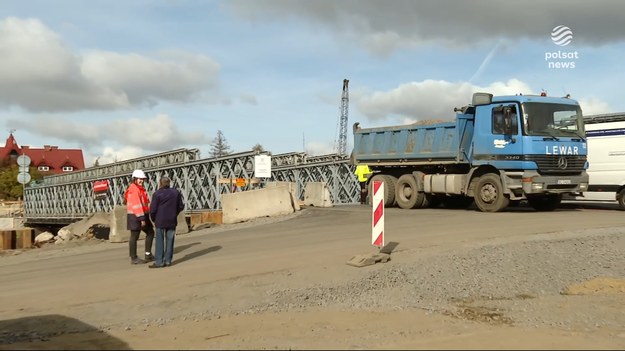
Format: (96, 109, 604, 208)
(336, 79, 349, 156)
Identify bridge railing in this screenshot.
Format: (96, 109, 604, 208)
(23, 150, 359, 224)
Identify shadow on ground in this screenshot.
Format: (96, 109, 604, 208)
(0, 314, 130, 350)
(173, 241, 201, 254)
(173, 245, 222, 266)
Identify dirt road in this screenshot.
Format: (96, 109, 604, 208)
(1, 203, 624, 350)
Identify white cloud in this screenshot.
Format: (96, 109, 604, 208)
(578, 97, 613, 115)
(5, 114, 209, 153)
(82, 50, 220, 106)
(356, 79, 533, 123)
(306, 140, 335, 156)
(0, 17, 221, 112)
(92, 146, 145, 166)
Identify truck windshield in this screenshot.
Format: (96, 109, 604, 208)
(522, 102, 585, 139)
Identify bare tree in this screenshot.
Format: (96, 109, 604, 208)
(209, 130, 232, 158)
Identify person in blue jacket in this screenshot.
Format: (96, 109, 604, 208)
(148, 176, 185, 268)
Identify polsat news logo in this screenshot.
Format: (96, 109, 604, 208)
(545, 25, 578, 69)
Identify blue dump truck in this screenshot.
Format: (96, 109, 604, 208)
(352, 92, 589, 212)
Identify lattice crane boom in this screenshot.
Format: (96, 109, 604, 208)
(336, 78, 349, 155)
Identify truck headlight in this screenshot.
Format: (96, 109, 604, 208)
(579, 182, 588, 191)
(531, 183, 544, 190)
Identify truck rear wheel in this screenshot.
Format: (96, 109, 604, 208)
(618, 188, 625, 211)
(395, 174, 425, 209)
(368, 174, 396, 207)
(527, 194, 562, 211)
(474, 173, 509, 212)
(383, 175, 398, 207)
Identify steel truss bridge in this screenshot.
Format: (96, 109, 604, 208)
(23, 149, 360, 224)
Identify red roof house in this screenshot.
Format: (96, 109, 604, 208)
(0, 133, 85, 174)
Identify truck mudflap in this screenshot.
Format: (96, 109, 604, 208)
(502, 170, 589, 195)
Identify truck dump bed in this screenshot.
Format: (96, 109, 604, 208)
(352, 116, 472, 164)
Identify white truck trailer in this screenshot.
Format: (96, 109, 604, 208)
(570, 113, 625, 209)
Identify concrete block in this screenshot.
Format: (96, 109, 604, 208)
(0, 230, 15, 250)
(0, 218, 14, 230)
(266, 181, 298, 195)
(289, 190, 301, 211)
(222, 186, 294, 224)
(345, 253, 391, 267)
(266, 182, 300, 211)
(176, 211, 189, 235)
(303, 182, 333, 207)
(109, 206, 130, 243)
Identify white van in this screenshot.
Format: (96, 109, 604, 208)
(571, 113, 625, 209)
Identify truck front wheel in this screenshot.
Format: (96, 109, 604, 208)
(474, 173, 509, 212)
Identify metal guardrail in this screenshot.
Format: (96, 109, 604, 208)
(583, 112, 625, 125)
(32, 148, 200, 186)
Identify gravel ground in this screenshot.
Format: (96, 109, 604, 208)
(76, 225, 623, 336)
(211, 228, 625, 331)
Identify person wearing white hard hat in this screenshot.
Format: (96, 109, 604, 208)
(125, 169, 155, 264)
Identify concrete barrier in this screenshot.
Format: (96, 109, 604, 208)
(0, 218, 25, 230)
(265, 181, 301, 211)
(109, 206, 130, 243)
(109, 206, 188, 243)
(303, 182, 333, 207)
(222, 186, 295, 224)
(0, 218, 13, 230)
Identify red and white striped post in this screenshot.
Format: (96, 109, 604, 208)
(371, 180, 384, 248)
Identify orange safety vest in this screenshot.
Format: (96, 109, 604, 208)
(125, 183, 150, 218)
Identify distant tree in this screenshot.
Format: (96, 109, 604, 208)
(209, 130, 232, 158)
(252, 143, 264, 153)
(0, 164, 43, 200)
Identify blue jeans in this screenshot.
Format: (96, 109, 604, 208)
(154, 227, 176, 266)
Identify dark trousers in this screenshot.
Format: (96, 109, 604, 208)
(129, 226, 155, 259)
(359, 182, 367, 204)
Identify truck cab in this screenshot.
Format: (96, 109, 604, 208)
(469, 93, 588, 210)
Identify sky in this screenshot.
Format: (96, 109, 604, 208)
(1, 0, 625, 166)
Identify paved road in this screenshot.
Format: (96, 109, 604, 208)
(4, 202, 624, 308)
(1, 202, 624, 349)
